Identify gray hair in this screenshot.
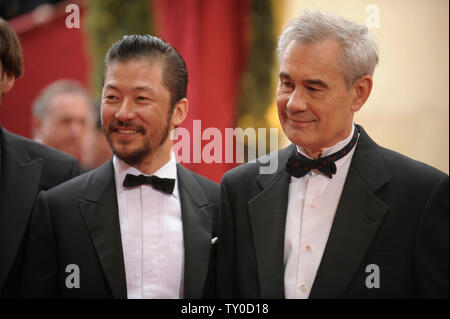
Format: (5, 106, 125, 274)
(32, 79, 93, 119)
(278, 9, 379, 87)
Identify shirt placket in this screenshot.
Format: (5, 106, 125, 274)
(296, 173, 322, 298)
(142, 186, 163, 297)
(124, 186, 143, 299)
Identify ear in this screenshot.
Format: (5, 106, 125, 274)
(32, 117, 42, 138)
(171, 98, 189, 127)
(351, 75, 373, 112)
(1, 73, 16, 95)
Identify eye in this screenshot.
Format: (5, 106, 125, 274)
(136, 96, 150, 101)
(61, 118, 72, 125)
(305, 85, 326, 98)
(280, 80, 294, 90)
(105, 95, 119, 101)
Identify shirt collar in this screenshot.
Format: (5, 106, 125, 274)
(296, 124, 356, 160)
(113, 152, 179, 198)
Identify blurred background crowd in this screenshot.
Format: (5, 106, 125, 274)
(0, 0, 448, 182)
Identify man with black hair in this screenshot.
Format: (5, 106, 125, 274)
(20, 35, 219, 299)
(0, 17, 78, 298)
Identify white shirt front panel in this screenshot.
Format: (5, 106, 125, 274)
(284, 125, 358, 298)
(113, 153, 184, 299)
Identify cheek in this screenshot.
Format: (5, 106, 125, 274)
(326, 100, 348, 124)
(276, 95, 288, 116)
(308, 104, 324, 122)
(144, 108, 166, 125)
(42, 118, 60, 135)
(100, 106, 115, 127)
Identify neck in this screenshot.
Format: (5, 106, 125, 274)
(134, 140, 173, 175)
(301, 148, 322, 159)
(299, 125, 354, 159)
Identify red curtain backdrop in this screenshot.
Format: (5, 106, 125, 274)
(0, 8, 90, 138)
(153, 0, 250, 182)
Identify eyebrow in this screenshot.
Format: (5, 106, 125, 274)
(279, 71, 291, 80)
(133, 86, 155, 93)
(279, 72, 330, 90)
(103, 84, 156, 93)
(303, 79, 329, 90)
(103, 84, 119, 91)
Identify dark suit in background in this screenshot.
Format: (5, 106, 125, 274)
(20, 160, 219, 298)
(0, 127, 79, 297)
(217, 125, 449, 298)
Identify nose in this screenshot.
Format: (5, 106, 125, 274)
(286, 88, 308, 112)
(69, 120, 86, 138)
(115, 98, 136, 122)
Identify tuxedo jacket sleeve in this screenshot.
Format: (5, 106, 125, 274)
(217, 125, 449, 299)
(0, 128, 79, 298)
(19, 161, 220, 299)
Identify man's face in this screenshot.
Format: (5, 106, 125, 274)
(101, 59, 175, 167)
(81, 126, 113, 169)
(0, 63, 16, 103)
(276, 39, 358, 157)
(37, 93, 91, 160)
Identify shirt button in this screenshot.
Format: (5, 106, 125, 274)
(309, 201, 317, 208)
(300, 284, 307, 292)
(305, 244, 312, 252)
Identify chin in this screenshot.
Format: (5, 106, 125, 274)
(283, 129, 309, 146)
(113, 141, 152, 165)
(289, 138, 309, 148)
(115, 150, 146, 166)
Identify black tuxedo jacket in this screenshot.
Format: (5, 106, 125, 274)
(20, 160, 220, 299)
(0, 127, 79, 297)
(217, 125, 449, 298)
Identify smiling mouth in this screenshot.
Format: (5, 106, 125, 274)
(115, 129, 138, 134)
(109, 121, 146, 136)
(287, 117, 316, 125)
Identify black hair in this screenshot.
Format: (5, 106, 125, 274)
(104, 34, 188, 107)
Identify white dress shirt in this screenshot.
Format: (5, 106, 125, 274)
(113, 153, 184, 299)
(284, 125, 359, 299)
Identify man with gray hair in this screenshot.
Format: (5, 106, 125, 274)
(217, 10, 448, 299)
(32, 79, 94, 162)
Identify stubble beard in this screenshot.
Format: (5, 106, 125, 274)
(105, 112, 173, 167)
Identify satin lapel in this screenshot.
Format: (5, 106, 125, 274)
(0, 134, 42, 289)
(177, 164, 215, 299)
(248, 145, 294, 298)
(78, 161, 127, 299)
(309, 125, 390, 298)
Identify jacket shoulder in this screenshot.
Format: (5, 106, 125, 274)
(10, 132, 76, 164)
(43, 169, 94, 202)
(380, 146, 447, 183)
(191, 171, 219, 189)
(3, 130, 79, 189)
(177, 165, 220, 205)
(222, 145, 292, 183)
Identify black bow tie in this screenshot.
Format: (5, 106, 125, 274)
(123, 174, 175, 194)
(286, 126, 359, 179)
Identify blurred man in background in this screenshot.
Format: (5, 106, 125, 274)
(32, 79, 94, 163)
(0, 17, 78, 298)
(81, 100, 113, 170)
